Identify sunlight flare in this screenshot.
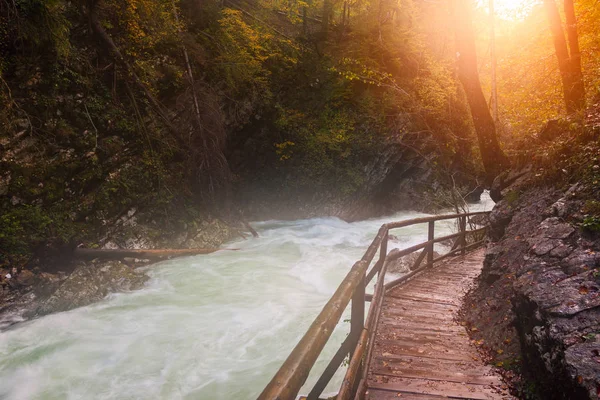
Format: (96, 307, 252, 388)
(483, 0, 539, 20)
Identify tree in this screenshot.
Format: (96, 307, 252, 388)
(450, 0, 510, 186)
(542, 0, 585, 113)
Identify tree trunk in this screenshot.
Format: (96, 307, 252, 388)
(73, 247, 237, 262)
(451, 0, 510, 185)
(542, 0, 584, 114)
(172, 1, 202, 128)
(489, 0, 498, 122)
(563, 0, 585, 111)
(321, 0, 331, 39)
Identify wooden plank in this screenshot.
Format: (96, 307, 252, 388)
(375, 331, 474, 351)
(372, 354, 491, 374)
(382, 304, 457, 318)
(368, 378, 504, 400)
(376, 323, 466, 338)
(376, 312, 458, 328)
(384, 293, 460, 307)
(382, 297, 459, 311)
(371, 359, 501, 386)
(386, 292, 461, 305)
(374, 339, 476, 362)
(366, 389, 451, 400)
(377, 318, 465, 334)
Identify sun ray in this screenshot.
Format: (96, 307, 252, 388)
(480, 0, 540, 20)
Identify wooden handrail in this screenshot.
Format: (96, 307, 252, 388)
(258, 211, 490, 400)
(257, 260, 369, 400)
(385, 211, 489, 229)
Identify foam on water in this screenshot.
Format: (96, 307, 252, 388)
(0, 194, 493, 399)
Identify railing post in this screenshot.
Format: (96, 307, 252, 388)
(350, 275, 365, 350)
(460, 216, 467, 255)
(380, 230, 388, 264)
(427, 221, 434, 266)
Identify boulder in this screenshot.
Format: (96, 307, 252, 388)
(15, 269, 37, 286)
(35, 260, 148, 316)
(387, 249, 441, 274)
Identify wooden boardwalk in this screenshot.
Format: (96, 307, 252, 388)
(364, 248, 512, 400)
(259, 213, 510, 400)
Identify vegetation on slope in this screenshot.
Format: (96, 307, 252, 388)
(1, 0, 481, 266)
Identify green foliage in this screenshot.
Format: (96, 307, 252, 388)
(529, 121, 600, 196)
(0, 205, 52, 255)
(0, 0, 481, 262)
(10, 0, 72, 59)
(581, 216, 600, 233)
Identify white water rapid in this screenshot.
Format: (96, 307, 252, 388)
(0, 194, 494, 400)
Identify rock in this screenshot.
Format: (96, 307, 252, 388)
(33, 272, 62, 298)
(490, 165, 534, 202)
(387, 249, 441, 274)
(564, 342, 600, 399)
(487, 204, 515, 241)
(464, 180, 600, 399)
(537, 217, 575, 239)
(15, 270, 37, 286)
(468, 213, 489, 226)
(182, 219, 235, 248)
(35, 260, 149, 316)
(538, 119, 566, 142)
(464, 186, 484, 203)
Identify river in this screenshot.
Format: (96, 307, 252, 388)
(0, 194, 493, 399)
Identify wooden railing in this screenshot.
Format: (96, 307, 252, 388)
(257, 211, 490, 400)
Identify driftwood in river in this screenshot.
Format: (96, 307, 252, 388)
(73, 248, 238, 262)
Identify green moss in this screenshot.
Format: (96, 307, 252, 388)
(504, 190, 520, 207)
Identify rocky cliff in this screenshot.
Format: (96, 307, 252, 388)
(462, 167, 600, 399)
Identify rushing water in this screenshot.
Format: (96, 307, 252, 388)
(0, 194, 493, 400)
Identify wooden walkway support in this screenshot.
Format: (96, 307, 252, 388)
(258, 211, 510, 400)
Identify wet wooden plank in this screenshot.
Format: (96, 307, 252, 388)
(382, 296, 460, 310)
(375, 332, 475, 352)
(369, 378, 504, 400)
(372, 354, 492, 375)
(375, 312, 457, 328)
(365, 249, 513, 399)
(374, 339, 475, 362)
(381, 307, 457, 321)
(371, 358, 501, 385)
(366, 389, 450, 400)
(386, 291, 462, 305)
(378, 317, 465, 334)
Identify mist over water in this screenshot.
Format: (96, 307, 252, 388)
(0, 194, 493, 400)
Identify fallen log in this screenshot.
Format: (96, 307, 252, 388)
(73, 247, 238, 261)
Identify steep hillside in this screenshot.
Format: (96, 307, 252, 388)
(0, 0, 481, 269)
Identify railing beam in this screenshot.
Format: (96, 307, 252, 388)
(306, 334, 356, 400)
(411, 248, 428, 271)
(386, 211, 489, 230)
